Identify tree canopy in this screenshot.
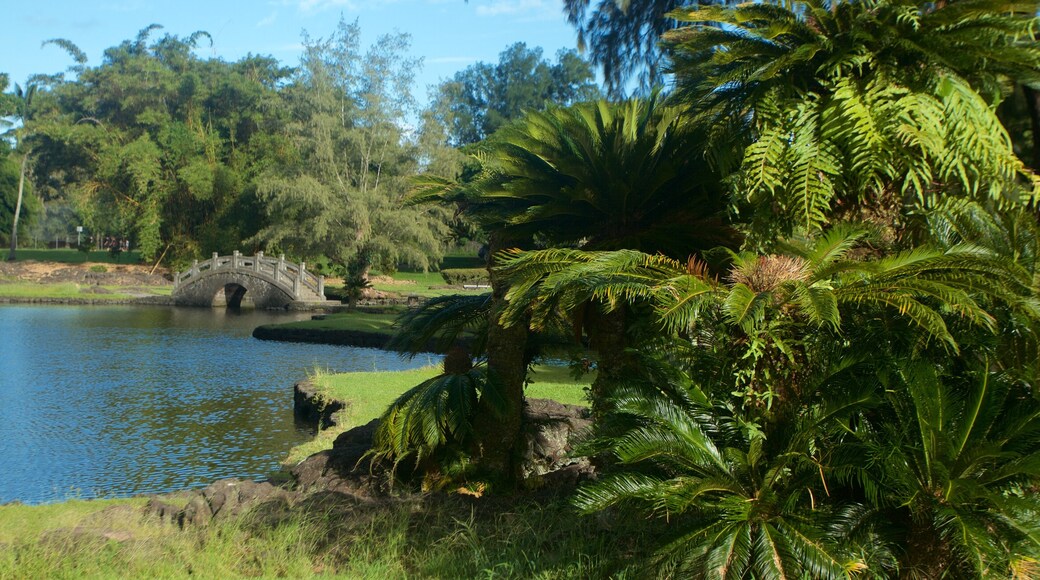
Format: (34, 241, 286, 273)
(428, 42, 601, 147)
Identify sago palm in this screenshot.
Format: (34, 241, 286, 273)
(496, 225, 1033, 414)
(400, 96, 738, 469)
(414, 95, 738, 257)
(574, 379, 872, 578)
(664, 0, 1040, 241)
(369, 347, 505, 487)
(831, 360, 1040, 577)
(922, 198, 1040, 381)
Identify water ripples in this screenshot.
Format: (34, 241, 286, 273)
(0, 305, 429, 504)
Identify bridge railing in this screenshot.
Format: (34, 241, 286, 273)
(173, 251, 325, 299)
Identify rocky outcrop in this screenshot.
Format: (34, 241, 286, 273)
(146, 479, 295, 528)
(293, 379, 346, 429)
(290, 393, 595, 493)
(142, 389, 594, 529)
(520, 398, 594, 488)
(290, 420, 392, 499)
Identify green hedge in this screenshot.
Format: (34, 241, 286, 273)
(440, 254, 485, 269)
(441, 268, 489, 286)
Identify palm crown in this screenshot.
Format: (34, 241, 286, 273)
(665, 0, 1040, 240)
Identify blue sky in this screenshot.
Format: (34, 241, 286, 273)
(2, 0, 583, 102)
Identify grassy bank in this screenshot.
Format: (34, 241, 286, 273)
(0, 491, 644, 579)
(0, 282, 171, 301)
(285, 364, 592, 465)
(366, 271, 489, 298)
(260, 310, 400, 334)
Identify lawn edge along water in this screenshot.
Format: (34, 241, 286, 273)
(284, 364, 592, 465)
(252, 310, 400, 348)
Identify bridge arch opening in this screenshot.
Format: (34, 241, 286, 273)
(211, 283, 253, 309)
(172, 253, 328, 308)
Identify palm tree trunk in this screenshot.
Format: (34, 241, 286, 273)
(1023, 85, 1040, 173)
(901, 514, 958, 579)
(472, 233, 530, 482)
(587, 306, 632, 419)
(7, 155, 27, 261)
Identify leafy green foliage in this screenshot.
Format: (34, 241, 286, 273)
(27, 27, 294, 263)
(562, 0, 684, 96)
(438, 96, 738, 257)
(527, 226, 1040, 574)
(251, 18, 451, 277)
(575, 384, 864, 578)
(498, 225, 1035, 411)
(428, 43, 601, 147)
(369, 348, 509, 487)
(831, 362, 1040, 577)
(439, 268, 489, 286)
(387, 292, 492, 356)
(666, 0, 1040, 242)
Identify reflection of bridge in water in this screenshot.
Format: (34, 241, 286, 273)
(172, 251, 330, 308)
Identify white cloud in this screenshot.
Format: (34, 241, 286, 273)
(256, 11, 278, 27)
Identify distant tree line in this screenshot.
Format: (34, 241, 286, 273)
(0, 19, 600, 276)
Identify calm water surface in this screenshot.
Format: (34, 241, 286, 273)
(0, 305, 432, 504)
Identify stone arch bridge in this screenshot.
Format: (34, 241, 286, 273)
(172, 251, 330, 308)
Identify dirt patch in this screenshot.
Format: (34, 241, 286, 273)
(369, 275, 415, 286)
(0, 261, 171, 286)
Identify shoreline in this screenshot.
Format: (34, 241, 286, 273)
(0, 295, 175, 306)
(252, 325, 395, 348)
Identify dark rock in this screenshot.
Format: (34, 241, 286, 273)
(240, 496, 296, 529)
(290, 420, 391, 499)
(293, 379, 345, 429)
(180, 494, 212, 527)
(145, 498, 183, 525)
(519, 398, 595, 487)
(147, 478, 297, 528)
(289, 398, 594, 495)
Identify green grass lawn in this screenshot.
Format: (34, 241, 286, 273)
(0, 489, 638, 579)
(0, 282, 171, 301)
(366, 270, 490, 298)
(8, 248, 144, 264)
(284, 364, 592, 465)
(0, 497, 150, 544)
(263, 310, 401, 334)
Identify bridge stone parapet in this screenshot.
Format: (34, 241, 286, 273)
(172, 251, 330, 308)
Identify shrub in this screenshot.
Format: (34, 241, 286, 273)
(89, 265, 108, 273)
(440, 268, 489, 286)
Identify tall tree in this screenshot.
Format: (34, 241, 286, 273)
(3, 82, 41, 261)
(0, 146, 39, 244)
(398, 97, 736, 476)
(562, 0, 684, 96)
(251, 18, 451, 278)
(428, 42, 601, 146)
(40, 26, 292, 265)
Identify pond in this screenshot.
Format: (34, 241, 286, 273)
(0, 305, 431, 505)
